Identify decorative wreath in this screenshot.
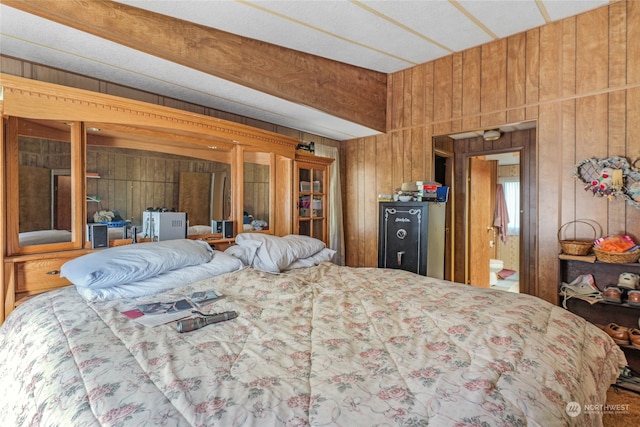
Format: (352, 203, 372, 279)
(574, 156, 640, 209)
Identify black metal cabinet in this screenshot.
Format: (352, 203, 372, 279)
(378, 202, 429, 275)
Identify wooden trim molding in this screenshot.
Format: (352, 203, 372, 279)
(294, 151, 335, 167)
(0, 114, 5, 322)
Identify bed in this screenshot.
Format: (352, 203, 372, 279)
(0, 234, 626, 426)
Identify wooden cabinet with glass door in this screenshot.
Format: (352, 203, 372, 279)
(294, 153, 333, 245)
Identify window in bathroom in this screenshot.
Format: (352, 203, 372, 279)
(500, 178, 520, 234)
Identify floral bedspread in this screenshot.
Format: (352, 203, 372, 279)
(0, 263, 626, 426)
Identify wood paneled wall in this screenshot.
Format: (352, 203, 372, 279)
(342, 1, 640, 304)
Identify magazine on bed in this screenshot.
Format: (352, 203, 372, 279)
(121, 290, 224, 326)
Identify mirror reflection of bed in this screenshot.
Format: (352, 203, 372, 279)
(17, 118, 73, 246)
(16, 118, 233, 247)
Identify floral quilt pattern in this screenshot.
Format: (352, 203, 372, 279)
(0, 263, 626, 426)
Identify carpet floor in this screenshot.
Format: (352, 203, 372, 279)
(603, 386, 640, 426)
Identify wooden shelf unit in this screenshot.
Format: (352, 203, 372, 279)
(293, 152, 333, 245)
(559, 256, 640, 389)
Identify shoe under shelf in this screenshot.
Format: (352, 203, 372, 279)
(563, 296, 640, 328)
(616, 368, 640, 393)
(563, 298, 640, 375)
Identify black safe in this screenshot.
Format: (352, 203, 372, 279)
(378, 202, 429, 275)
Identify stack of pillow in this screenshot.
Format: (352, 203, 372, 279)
(225, 233, 335, 273)
(60, 234, 335, 302)
(60, 239, 243, 301)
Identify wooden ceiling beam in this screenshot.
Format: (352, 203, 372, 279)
(5, 0, 387, 132)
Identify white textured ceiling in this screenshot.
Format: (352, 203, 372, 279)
(0, 0, 609, 140)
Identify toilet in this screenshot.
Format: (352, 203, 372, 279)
(489, 259, 504, 285)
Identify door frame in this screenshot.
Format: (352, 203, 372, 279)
(449, 127, 536, 295)
(434, 150, 453, 281)
(52, 168, 71, 230)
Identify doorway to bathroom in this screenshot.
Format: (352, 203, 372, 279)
(477, 152, 521, 293)
(435, 123, 537, 296)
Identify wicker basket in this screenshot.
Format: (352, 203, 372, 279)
(558, 220, 597, 256)
(593, 247, 640, 264)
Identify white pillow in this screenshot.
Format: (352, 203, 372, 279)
(284, 248, 337, 270)
(76, 250, 244, 301)
(225, 240, 262, 266)
(61, 239, 213, 288)
(234, 233, 325, 273)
